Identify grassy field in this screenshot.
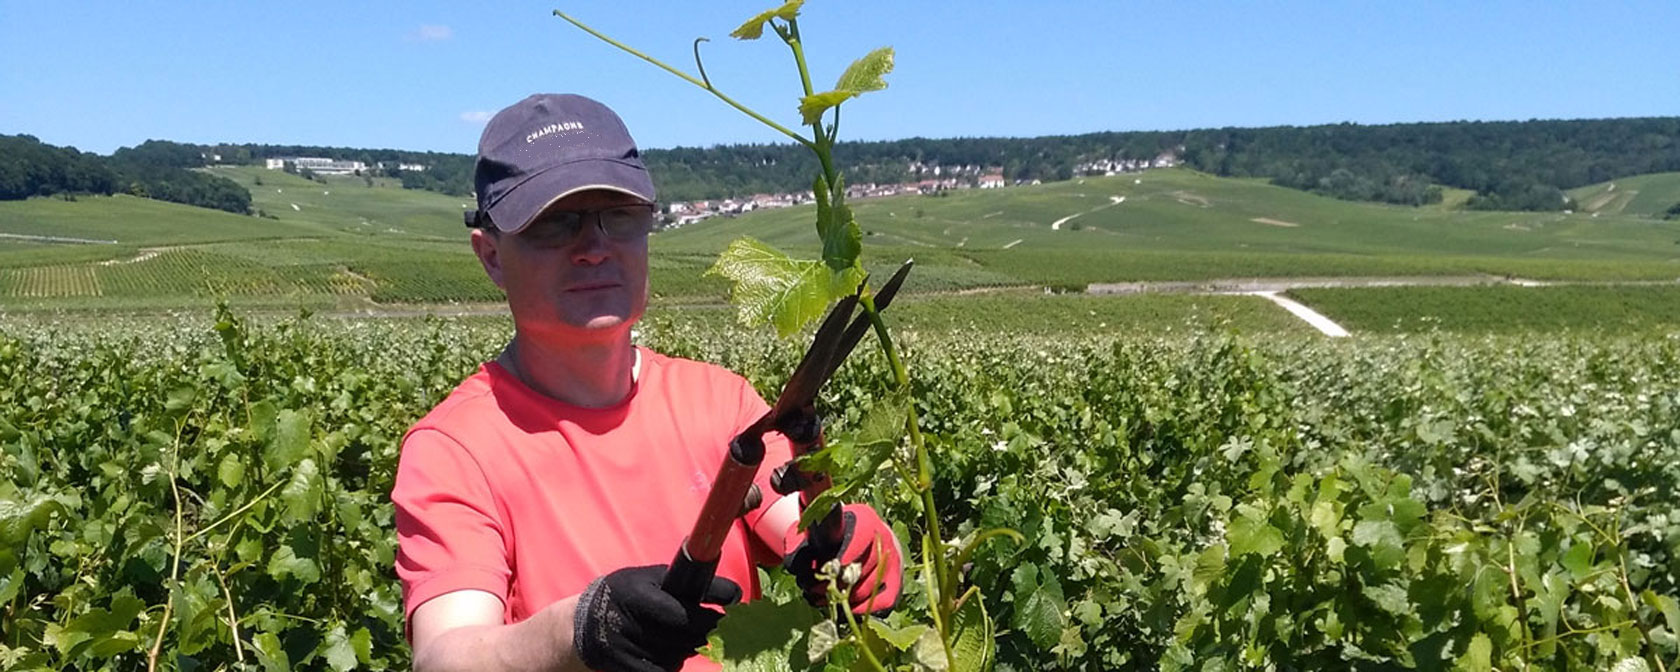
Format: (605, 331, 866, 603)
(661, 169, 1680, 283)
(1568, 172, 1680, 218)
(207, 165, 473, 239)
(2, 167, 1678, 329)
(0, 170, 491, 310)
(0, 192, 330, 246)
(1288, 284, 1680, 333)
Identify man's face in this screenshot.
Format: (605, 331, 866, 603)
(472, 189, 652, 341)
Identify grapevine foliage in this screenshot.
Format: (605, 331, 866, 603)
(3, 314, 1680, 669)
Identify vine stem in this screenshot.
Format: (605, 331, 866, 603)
(149, 418, 190, 672)
(861, 293, 957, 667)
(212, 567, 245, 665)
(834, 581, 888, 672)
(183, 479, 285, 544)
(555, 12, 815, 150)
(1609, 512, 1669, 672)
(780, 20, 816, 99)
(1503, 524, 1535, 672)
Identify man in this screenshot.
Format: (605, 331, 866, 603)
(392, 93, 903, 672)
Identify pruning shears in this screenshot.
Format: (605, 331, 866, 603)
(661, 260, 914, 603)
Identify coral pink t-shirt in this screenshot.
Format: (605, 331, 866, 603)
(392, 347, 792, 668)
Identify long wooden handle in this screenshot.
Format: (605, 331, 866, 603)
(661, 432, 765, 602)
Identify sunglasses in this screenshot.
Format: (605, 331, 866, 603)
(468, 204, 657, 245)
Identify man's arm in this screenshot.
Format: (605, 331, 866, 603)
(412, 569, 740, 672)
(410, 590, 587, 672)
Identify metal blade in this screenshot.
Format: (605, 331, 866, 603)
(821, 259, 914, 382)
(767, 291, 860, 419)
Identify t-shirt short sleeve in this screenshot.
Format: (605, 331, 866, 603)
(392, 428, 512, 622)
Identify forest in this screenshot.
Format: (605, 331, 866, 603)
(0, 136, 250, 214)
(6, 116, 1679, 214)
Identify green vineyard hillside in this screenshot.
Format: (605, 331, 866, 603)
(1, 168, 1677, 328)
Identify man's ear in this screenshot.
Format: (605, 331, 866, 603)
(469, 229, 506, 290)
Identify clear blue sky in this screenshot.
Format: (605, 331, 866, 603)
(3, 1, 1676, 156)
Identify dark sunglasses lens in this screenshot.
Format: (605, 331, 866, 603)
(528, 212, 585, 242)
(600, 206, 654, 238)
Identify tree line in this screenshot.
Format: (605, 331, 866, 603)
(632, 117, 1680, 211)
(7, 117, 1678, 215)
(0, 136, 250, 214)
(1176, 118, 1680, 210)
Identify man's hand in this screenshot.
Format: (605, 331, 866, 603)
(782, 503, 903, 615)
(573, 565, 741, 672)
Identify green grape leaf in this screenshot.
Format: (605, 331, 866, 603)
(1613, 657, 1653, 672)
(217, 452, 246, 488)
(706, 237, 864, 337)
(248, 399, 278, 442)
(263, 408, 312, 472)
(0, 494, 67, 545)
(706, 596, 820, 671)
(730, 0, 803, 40)
(165, 383, 197, 413)
(280, 458, 322, 523)
(43, 623, 91, 658)
(1351, 519, 1402, 548)
(1071, 599, 1104, 629)
(911, 627, 949, 671)
(235, 537, 264, 564)
(1642, 590, 1680, 636)
(60, 589, 145, 654)
(805, 620, 838, 663)
(350, 626, 374, 665)
(267, 543, 321, 584)
(1191, 544, 1226, 594)
(1227, 515, 1284, 558)
(825, 203, 862, 272)
(322, 624, 357, 672)
(1561, 541, 1594, 579)
(85, 630, 140, 658)
(867, 620, 929, 651)
(1009, 564, 1038, 597)
(1327, 536, 1347, 564)
(1011, 564, 1066, 650)
(835, 46, 894, 94)
(846, 389, 908, 477)
(950, 592, 994, 672)
(1454, 633, 1492, 672)
(1363, 582, 1411, 616)
(252, 631, 290, 672)
(794, 389, 903, 484)
(203, 359, 245, 390)
(797, 47, 894, 126)
(796, 481, 857, 532)
(0, 567, 23, 605)
(810, 174, 861, 271)
(798, 91, 856, 127)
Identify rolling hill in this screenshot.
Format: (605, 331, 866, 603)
(659, 169, 1680, 289)
(1, 167, 1677, 313)
(1568, 172, 1680, 218)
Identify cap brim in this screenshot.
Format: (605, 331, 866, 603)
(486, 158, 656, 234)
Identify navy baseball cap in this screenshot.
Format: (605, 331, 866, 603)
(471, 94, 656, 234)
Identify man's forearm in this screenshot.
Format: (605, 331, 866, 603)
(413, 596, 587, 672)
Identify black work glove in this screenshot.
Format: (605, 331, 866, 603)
(573, 565, 741, 672)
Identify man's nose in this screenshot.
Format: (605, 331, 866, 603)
(569, 217, 611, 265)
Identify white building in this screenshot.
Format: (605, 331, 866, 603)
(268, 157, 368, 175)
